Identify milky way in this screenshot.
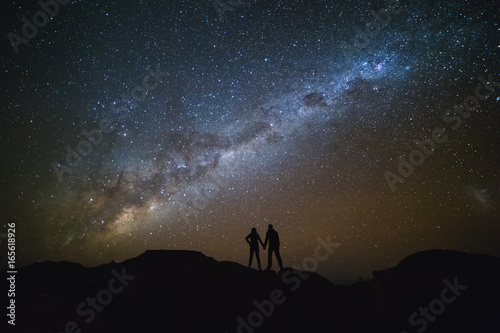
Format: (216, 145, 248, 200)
(1, 0, 499, 283)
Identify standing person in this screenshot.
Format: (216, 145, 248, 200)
(263, 224, 284, 270)
(245, 228, 264, 271)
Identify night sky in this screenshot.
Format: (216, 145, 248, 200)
(1, 0, 499, 283)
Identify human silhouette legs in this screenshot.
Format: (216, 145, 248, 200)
(274, 247, 283, 269)
(255, 250, 262, 271)
(267, 247, 283, 270)
(249, 247, 255, 268)
(249, 247, 262, 271)
(267, 248, 273, 269)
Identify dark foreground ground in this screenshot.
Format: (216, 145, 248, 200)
(2, 249, 500, 333)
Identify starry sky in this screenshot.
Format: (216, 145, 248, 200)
(1, 0, 499, 283)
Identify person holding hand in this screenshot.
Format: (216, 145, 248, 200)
(245, 228, 264, 271)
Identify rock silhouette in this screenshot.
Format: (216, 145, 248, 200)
(2, 249, 499, 333)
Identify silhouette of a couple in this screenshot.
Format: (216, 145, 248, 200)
(245, 224, 283, 271)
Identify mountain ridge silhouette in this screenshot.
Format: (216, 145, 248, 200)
(3, 249, 500, 333)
